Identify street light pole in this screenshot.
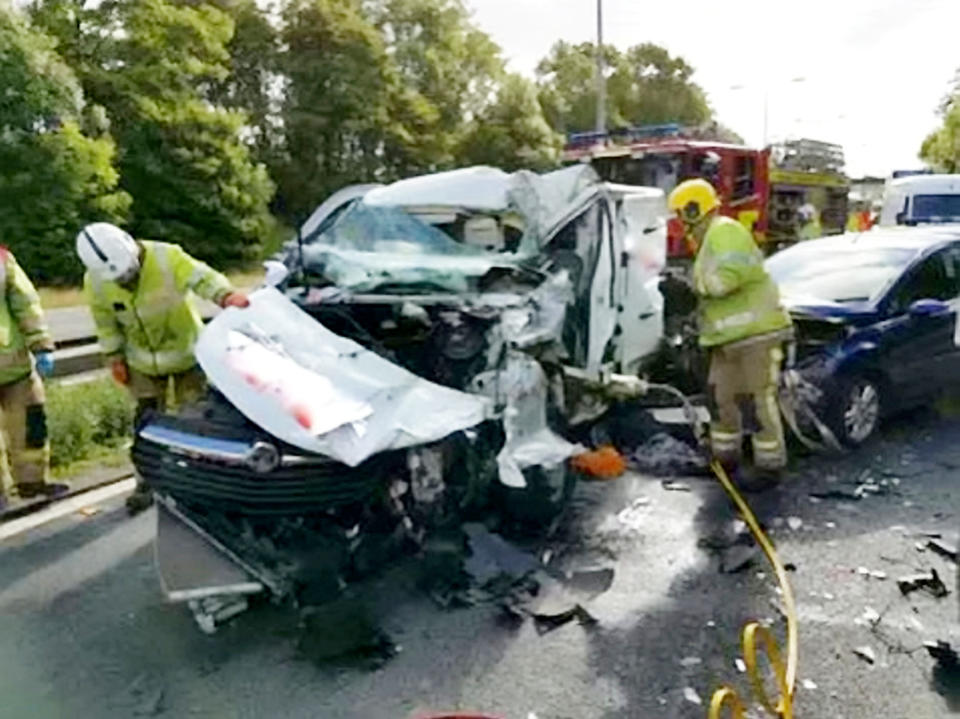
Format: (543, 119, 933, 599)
(595, 0, 606, 134)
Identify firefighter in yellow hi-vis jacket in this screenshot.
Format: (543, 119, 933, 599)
(76, 222, 249, 512)
(0, 248, 66, 511)
(667, 180, 794, 493)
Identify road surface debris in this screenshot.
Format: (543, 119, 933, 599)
(896, 569, 949, 599)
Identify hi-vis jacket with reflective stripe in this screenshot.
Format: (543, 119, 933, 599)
(84, 241, 233, 376)
(693, 216, 792, 348)
(0, 248, 54, 385)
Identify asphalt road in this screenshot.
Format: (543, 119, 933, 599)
(2, 410, 960, 719)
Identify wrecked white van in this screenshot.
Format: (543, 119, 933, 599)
(132, 165, 669, 619)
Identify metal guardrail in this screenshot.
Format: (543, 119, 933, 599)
(47, 300, 220, 383)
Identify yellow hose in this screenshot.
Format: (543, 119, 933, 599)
(707, 460, 797, 719)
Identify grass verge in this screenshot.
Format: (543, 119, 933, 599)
(47, 378, 134, 472)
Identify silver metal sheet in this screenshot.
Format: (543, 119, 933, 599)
(154, 500, 263, 603)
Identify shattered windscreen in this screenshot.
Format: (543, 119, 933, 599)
(301, 200, 512, 293)
(767, 244, 916, 303)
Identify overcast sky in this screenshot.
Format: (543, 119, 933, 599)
(466, 0, 959, 177)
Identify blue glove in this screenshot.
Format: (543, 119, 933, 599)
(35, 352, 55, 378)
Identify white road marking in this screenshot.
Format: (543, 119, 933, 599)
(0, 477, 136, 542)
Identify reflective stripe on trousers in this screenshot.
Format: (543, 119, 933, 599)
(707, 338, 787, 470)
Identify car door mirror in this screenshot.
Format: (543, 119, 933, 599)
(908, 298, 950, 317)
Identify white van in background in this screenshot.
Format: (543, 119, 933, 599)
(879, 174, 960, 226)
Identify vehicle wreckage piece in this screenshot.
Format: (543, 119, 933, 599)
(470, 352, 581, 488)
(196, 288, 492, 468)
(135, 164, 676, 625)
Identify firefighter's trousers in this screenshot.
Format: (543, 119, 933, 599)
(128, 365, 207, 426)
(707, 336, 787, 471)
(0, 371, 49, 498)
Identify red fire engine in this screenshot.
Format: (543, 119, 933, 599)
(563, 125, 848, 258)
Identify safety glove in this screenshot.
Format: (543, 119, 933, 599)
(35, 351, 55, 378)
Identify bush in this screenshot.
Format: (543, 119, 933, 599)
(46, 379, 134, 469)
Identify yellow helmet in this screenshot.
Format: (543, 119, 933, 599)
(667, 179, 720, 224)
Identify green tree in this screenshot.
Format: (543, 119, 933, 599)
(921, 72, 960, 171)
(608, 43, 710, 127)
(458, 74, 562, 171)
(536, 41, 711, 136)
(535, 41, 624, 135)
(274, 0, 395, 220)
(32, 0, 275, 268)
(369, 0, 504, 174)
(0, 2, 129, 283)
(184, 0, 281, 168)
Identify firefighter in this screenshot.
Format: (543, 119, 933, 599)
(0, 249, 66, 511)
(667, 179, 794, 491)
(76, 223, 250, 511)
(797, 203, 822, 240)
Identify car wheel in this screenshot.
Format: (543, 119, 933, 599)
(832, 375, 882, 446)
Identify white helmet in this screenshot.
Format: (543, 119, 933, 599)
(797, 203, 816, 222)
(76, 223, 140, 281)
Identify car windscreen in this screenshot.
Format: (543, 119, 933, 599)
(305, 200, 488, 257)
(911, 194, 960, 222)
(766, 244, 916, 304)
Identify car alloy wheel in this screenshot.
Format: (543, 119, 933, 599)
(842, 379, 880, 445)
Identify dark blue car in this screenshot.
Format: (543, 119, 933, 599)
(766, 227, 960, 445)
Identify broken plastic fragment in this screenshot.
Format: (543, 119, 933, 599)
(853, 646, 876, 664)
(683, 687, 703, 706)
(565, 567, 615, 596)
(735, 658, 747, 673)
(924, 640, 959, 667)
(927, 538, 959, 563)
(571, 445, 626, 479)
(787, 516, 803, 531)
(532, 604, 598, 635)
(896, 570, 949, 599)
(679, 656, 702, 667)
(802, 679, 818, 690)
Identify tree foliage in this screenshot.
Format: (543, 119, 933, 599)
(10, 0, 730, 286)
(369, 0, 503, 174)
(0, 2, 129, 283)
(536, 41, 711, 135)
(32, 0, 275, 268)
(458, 74, 562, 171)
(198, 0, 282, 167)
(273, 0, 394, 220)
(921, 71, 960, 172)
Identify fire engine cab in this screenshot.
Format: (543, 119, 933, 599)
(563, 124, 848, 259)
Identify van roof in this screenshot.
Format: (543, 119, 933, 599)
(887, 174, 960, 192)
